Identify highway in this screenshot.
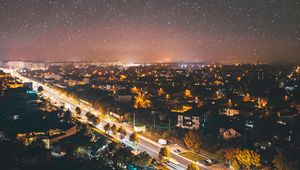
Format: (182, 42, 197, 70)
(7, 69, 228, 170)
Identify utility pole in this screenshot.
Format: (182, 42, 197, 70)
(133, 112, 136, 128)
(168, 116, 171, 131)
(151, 111, 156, 129)
(153, 113, 156, 128)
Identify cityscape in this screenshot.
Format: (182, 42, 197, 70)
(0, 1, 299, 170)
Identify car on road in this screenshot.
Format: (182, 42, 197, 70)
(223, 162, 232, 168)
(151, 159, 158, 165)
(167, 139, 175, 144)
(173, 149, 181, 154)
(158, 138, 167, 145)
(165, 159, 181, 169)
(198, 159, 213, 166)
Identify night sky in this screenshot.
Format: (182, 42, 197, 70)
(0, 0, 299, 63)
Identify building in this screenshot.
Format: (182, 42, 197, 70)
(44, 73, 61, 81)
(24, 82, 33, 90)
(48, 126, 77, 144)
(177, 115, 200, 129)
(219, 128, 241, 140)
(17, 126, 77, 148)
(19, 146, 51, 167)
(7, 82, 24, 89)
(220, 108, 240, 116)
(4, 61, 26, 70)
(114, 91, 132, 103)
(4, 61, 47, 70)
(177, 107, 210, 130)
(109, 102, 133, 121)
(83, 77, 90, 84)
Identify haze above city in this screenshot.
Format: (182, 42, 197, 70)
(0, 0, 299, 63)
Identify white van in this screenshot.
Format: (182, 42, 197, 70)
(158, 139, 167, 145)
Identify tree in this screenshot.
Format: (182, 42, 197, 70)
(185, 89, 192, 98)
(133, 93, 151, 109)
(74, 146, 88, 160)
(273, 149, 287, 170)
(134, 151, 153, 167)
(85, 112, 100, 125)
(37, 86, 44, 92)
(187, 162, 200, 170)
(118, 126, 127, 139)
(106, 143, 121, 158)
(82, 124, 92, 136)
(159, 146, 170, 159)
(224, 148, 241, 170)
(236, 149, 261, 169)
(104, 123, 111, 134)
(231, 159, 240, 170)
(130, 86, 139, 94)
(59, 105, 65, 111)
(224, 148, 260, 169)
(75, 106, 81, 115)
(183, 130, 202, 151)
(162, 131, 173, 139)
(85, 112, 93, 122)
(123, 112, 131, 122)
(214, 149, 225, 161)
(129, 132, 139, 146)
(273, 148, 300, 170)
(92, 116, 101, 125)
(224, 148, 240, 161)
(64, 109, 72, 122)
(111, 124, 118, 135)
(113, 144, 137, 167)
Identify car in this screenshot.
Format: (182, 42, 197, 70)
(120, 142, 126, 148)
(158, 139, 167, 145)
(151, 159, 158, 165)
(126, 146, 134, 152)
(223, 162, 232, 168)
(173, 149, 181, 153)
(167, 139, 175, 144)
(206, 159, 213, 164)
(198, 159, 213, 166)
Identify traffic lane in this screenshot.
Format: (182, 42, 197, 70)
(137, 143, 187, 170)
(138, 139, 188, 170)
(171, 152, 208, 170)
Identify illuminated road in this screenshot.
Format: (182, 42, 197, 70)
(6, 69, 229, 170)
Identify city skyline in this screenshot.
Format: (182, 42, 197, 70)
(0, 0, 299, 63)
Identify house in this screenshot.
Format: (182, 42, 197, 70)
(219, 128, 241, 140)
(24, 82, 33, 90)
(109, 102, 133, 121)
(277, 108, 298, 125)
(48, 126, 77, 144)
(177, 115, 200, 129)
(7, 82, 24, 89)
(111, 89, 133, 103)
(83, 77, 90, 84)
(19, 146, 51, 167)
(245, 120, 255, 129)
(177, 107, 210, 130)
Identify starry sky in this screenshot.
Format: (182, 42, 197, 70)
(0, 0, 299, 63)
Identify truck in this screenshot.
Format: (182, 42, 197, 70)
(158, 139, 167, 145)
